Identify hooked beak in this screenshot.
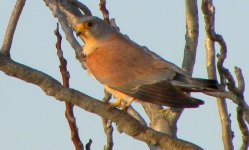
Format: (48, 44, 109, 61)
(76, 31, 82, 37)
(75, 24, 85, 37)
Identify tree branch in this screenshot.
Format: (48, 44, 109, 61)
(0, 54, 202, 150)
(237, 107, 249, 150)
(161, 0, 199, 139)
(1, 0, 26, 56)
(102, 90, 114, 150)
(142, 102, 180, 138)
(54, 24, 84, 150)
(99, 0, 110, 24)
(182, 0, 199, 75)
(201, 0, 248, 149)
(44, 0, 87, 69)
(70, 0, 92, 16)
(85, 139, 93, 150)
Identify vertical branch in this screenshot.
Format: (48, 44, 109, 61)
(102, 90, 114, 150)
(85, 139, 93, 150)
(99, 0, 111, 24)
(1, 0, 26, 56)
(162, 0, 199, 138)
(142, 103, 179, 138)
(237, 107, 249, 150)
(54, 24, 84, 150)
(182, 0, 199, 75)
(202, 0, 234, 150)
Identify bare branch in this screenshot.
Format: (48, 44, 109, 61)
(127, 106, 147, 126)
(142, 102, 181, 138)
(202, 0, 234, 149)
(202, 0, 249, 149)
(237, 107, 249, 150)
(70, 0, 92, 16)
(160, 0, 199, 139)
(0, 54, 203, 150)
(102, 90, 114, 150)
(102, 119, 114, 150)
(85, 139, 93, 150)
(235, 67, 245, 94)
(1, 0, 26, 56)
(99, 0, 110, 24)
(182, 0, 199, 75)
(44, 0, 86, 69)
(54, 24, 83, 150)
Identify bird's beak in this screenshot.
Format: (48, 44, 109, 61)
(75, 24, 85, 36)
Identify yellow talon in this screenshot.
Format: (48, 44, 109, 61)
(121, 98, 134, 111)
(109, 98, 122, 109)
(108, 98, 135, 111)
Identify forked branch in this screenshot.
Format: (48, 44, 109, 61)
(202, 0, 248, 149)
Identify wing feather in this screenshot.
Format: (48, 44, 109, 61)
(112, 80, 204, 108)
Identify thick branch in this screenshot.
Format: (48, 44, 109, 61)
(142, 103, 180, 138)
(1, 0, 26, 56)
(0, 54, 203, 150)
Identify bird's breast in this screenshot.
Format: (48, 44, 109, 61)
(86, 45, 137, 87)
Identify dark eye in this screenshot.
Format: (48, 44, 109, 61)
(86, 22, 93, 28)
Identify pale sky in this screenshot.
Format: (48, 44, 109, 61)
(0, 1, 249, 150)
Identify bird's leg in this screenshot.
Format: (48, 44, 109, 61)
(121, 98, 134, 111)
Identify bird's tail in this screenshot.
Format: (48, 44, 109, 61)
(171, 74, 221, 92)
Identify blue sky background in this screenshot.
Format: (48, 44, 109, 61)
(0, 1, 248, 150)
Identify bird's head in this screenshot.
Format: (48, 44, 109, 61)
(75, 16, 114, 43)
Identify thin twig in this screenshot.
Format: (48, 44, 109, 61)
(99, 0, 110, 24)
(1, 0, 26, 56)
(70, 0, 92, 16)
(237, 107, 249, 150)
(44, 0, 86, 69)
(235, 67, 245, 94)
(85, 139, 92, 150)
(54, 23, 83, 150)
(102, 90, 114, 150)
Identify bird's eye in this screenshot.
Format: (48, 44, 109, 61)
(86, 22, 93, 28)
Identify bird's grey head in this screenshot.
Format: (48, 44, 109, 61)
(76, 16, 114, 43)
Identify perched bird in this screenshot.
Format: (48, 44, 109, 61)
(75, 16, 219, 108)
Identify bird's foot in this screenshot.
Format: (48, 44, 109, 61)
(121, 98, 134, 111)
(108, 98, 122, 109)
(108, 98, 134, 111)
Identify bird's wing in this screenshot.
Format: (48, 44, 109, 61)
(86, 33, 203, 107)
